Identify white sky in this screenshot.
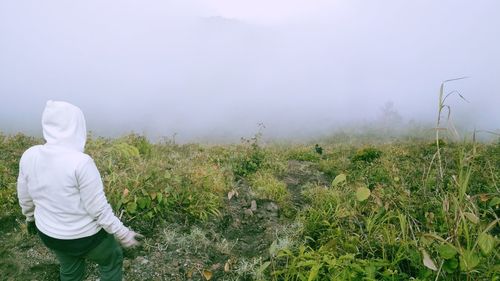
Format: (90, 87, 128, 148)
(200, 0, 336, 24)
(0, 0, 499, 141)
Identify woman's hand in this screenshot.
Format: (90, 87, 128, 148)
(119, 230, 143, 248)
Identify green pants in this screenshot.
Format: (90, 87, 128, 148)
(52, 234, 123, 281)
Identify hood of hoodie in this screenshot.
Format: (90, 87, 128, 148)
(42, 100, 87, 152)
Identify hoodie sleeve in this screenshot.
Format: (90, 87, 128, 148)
(76, 156, 130, 240)
(17, 162, 35, 222)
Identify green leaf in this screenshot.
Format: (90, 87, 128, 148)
(364, 265, 376, 279)
(438, 244, 458, 259)
(331, 173, 347, 187)
(464, 212, 479, 224)
(308, 264, 321, 281)
(116, 200, 122, 210)
(478, 233, 496, 255)
(459, 250, 480, 272)
(443, 257, 459, 273)
(489, 197, 500, 207)
(355, 186, 371, 202)
(126, 202, 137, 214)
(137, 197, 147, 209)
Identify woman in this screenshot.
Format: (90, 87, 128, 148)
(17, 100, 142, 281)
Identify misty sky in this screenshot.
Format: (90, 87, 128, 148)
(1, 0, 499, 142)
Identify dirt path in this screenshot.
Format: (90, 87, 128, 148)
(283, 160, 328, 207)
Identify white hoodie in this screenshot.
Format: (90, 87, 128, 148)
(17, 100, 130, 241)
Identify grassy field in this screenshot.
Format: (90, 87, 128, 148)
(0, 132, 498, 280)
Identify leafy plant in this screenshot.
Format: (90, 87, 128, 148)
(352, 147, 382, 163)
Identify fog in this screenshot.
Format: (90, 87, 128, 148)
(1, 0, 499, 142)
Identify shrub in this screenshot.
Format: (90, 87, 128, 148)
(352, 147, 383, 163)
(232, 143, 266, 178)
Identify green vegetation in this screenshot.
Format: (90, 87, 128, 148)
(0, 130, 498, 280)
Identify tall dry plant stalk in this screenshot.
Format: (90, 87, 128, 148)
(425, 77, 468, 191)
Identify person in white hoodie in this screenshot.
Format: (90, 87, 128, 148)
(17, 100, 142, 281)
